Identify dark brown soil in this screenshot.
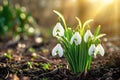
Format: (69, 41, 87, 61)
(0, 37, 120, 80)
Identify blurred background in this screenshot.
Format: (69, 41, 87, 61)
(0, 0, 120, 38)
(0, 1, 120, 80)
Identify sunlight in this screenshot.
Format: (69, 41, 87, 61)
(71, 0, 77, 3)
(87, 0, 114, 18)
(103, 0, 113, 4)
(85, 0, 120, 37)
(90, 0, 113, 4)
(113, 0, 119, 35)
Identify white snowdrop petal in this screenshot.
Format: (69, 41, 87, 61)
(70, 36, 74, 44)
(53, 28, 57, 37)
(70, 32, 81, 45)
(94, 52, 97, 58)
(58, 44, 63, 57)
(76, 32, 82, 45)
(70, 35, 74, 44)
(53, 23, 64, 37)
(58, 44, 64, 57)
(88, 44, 96, 56)
(52, 45, 57, 56)
(98, 44, 104, 56)
(84, 30, 93, 42)
(53, 23, 58, 37)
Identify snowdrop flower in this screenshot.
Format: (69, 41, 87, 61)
(84, 30, 93, 42)
(53, 22, 64, 37)
(95, 44, 105, 57)
(70, 32, 82, 45)
(88, 44, 96, 56)
(52, 44, 64, 57)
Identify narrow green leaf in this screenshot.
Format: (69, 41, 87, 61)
(75, 17, 82, 29)
(94, 25, 101, 36)
(83, 19, 93, 29)
(95, 34, 106, 40)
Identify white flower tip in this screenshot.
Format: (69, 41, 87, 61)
(88, 44, 96, 56)
(98, 44, 105, 56)
(53, 23, 64, 37)
(94, 55, 97, 58)
(70, 32, 82, 45)
(52, 51, 56, 57)
(58, 52, 63, 57)
(84, 30, 93, 42)
(52, 46, 57, 57)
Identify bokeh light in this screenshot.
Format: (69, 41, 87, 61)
(2, 0, 119, 38)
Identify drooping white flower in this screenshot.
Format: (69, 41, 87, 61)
(88, 44, 96, 56)
(89, 44, 105, 58)
(70, 32, 82, 45)
(84, 30, 93, 42)
(52, 44, 64, 57)
(95, 44, 105, 57)
(53, 23, 64, 37)
(88, 44, 105, 58)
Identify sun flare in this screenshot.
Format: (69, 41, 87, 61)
(103, 0, 113, 4)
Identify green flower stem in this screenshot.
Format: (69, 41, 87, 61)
(61, 37, 75, 72)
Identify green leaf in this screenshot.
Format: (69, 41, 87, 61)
(42, 63, 51, 70)
(83, 19, 93, 29)
(28, 47, 35, 53)
(95, 34, 106, 40)
(75, 17, 82, 29)
(94, 25, 101, 36)
(65, 28, 73, 41)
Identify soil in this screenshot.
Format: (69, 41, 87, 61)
(0, 36, 120, 80)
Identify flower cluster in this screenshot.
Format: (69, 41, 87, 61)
(52, 22, 104, 58)
(51, 10, 105, 74)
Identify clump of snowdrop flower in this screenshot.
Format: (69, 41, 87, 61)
(52, 10, 106, 74)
